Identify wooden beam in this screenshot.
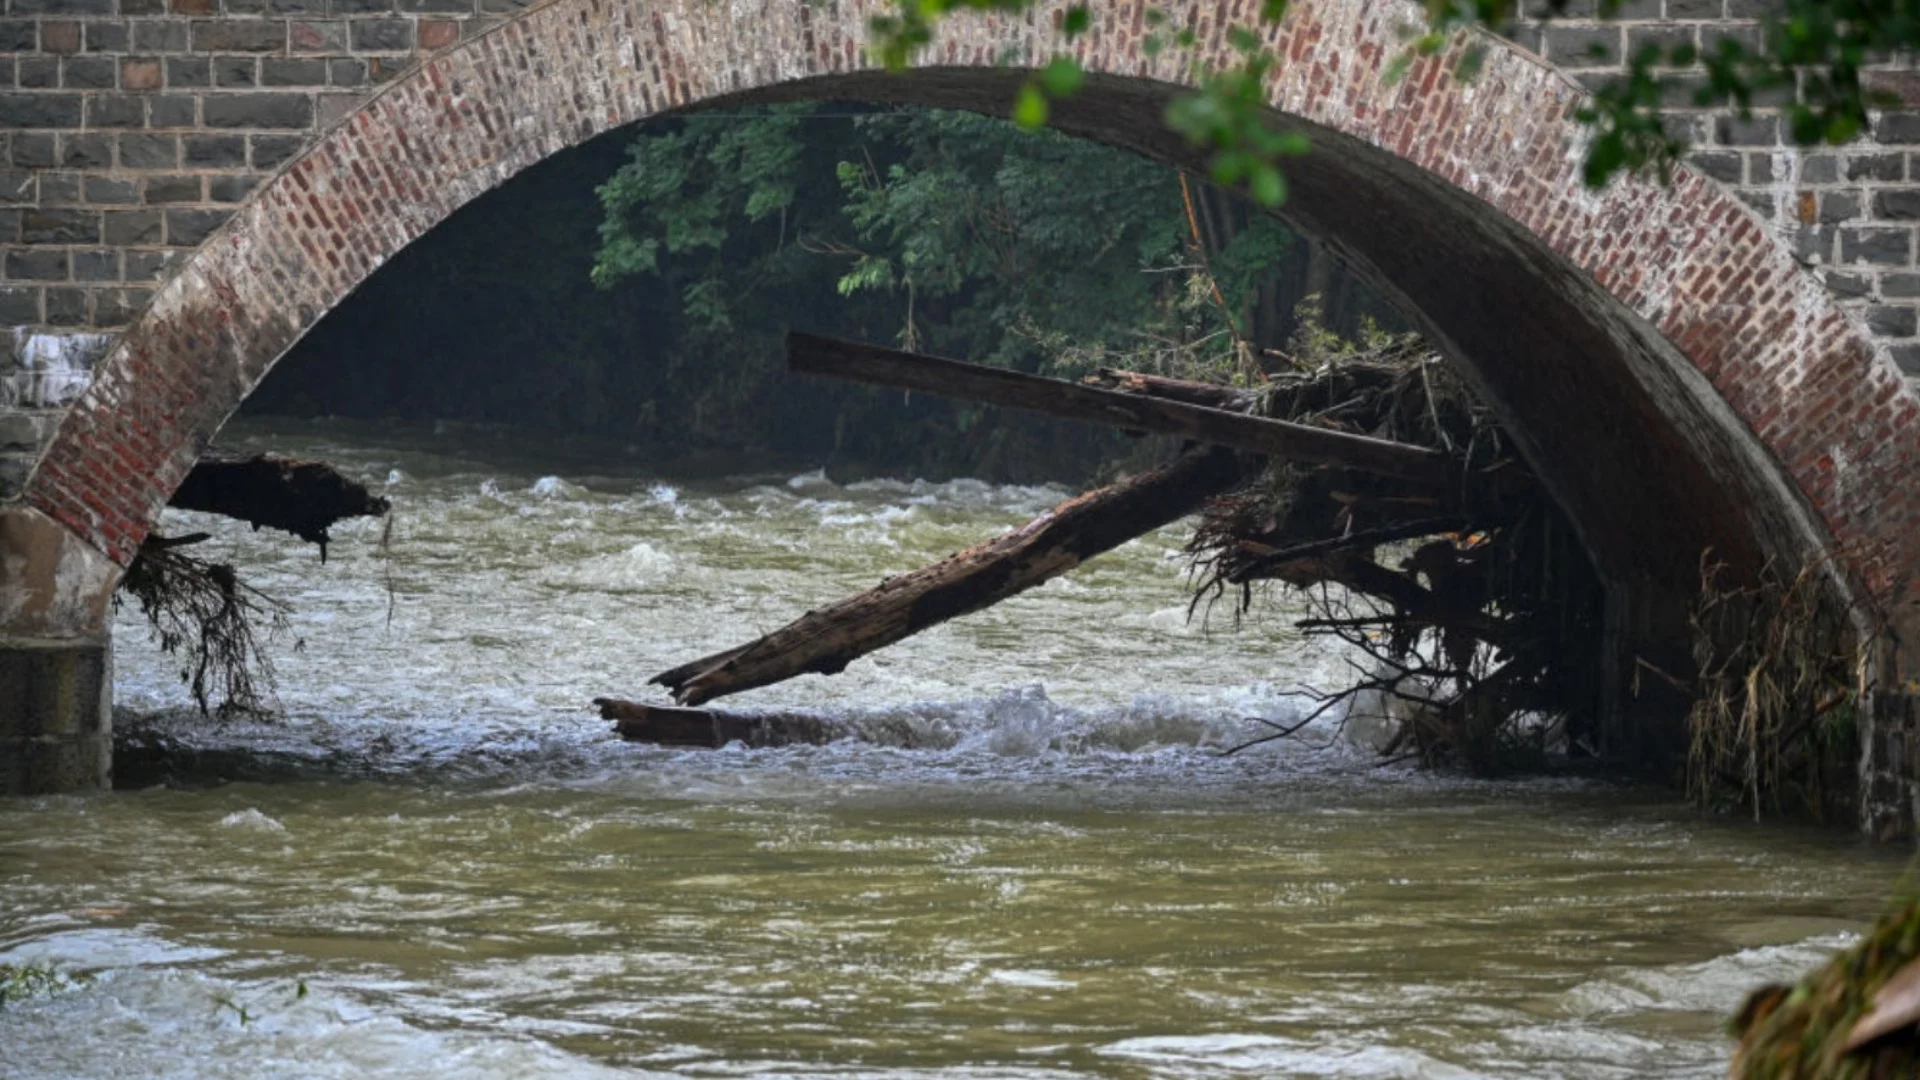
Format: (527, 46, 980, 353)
(787, 332, 1450, 484)
(649, 445, 1247, 706)
(595, 699, 833, 748)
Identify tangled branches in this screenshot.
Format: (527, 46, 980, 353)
(116, 534, 291, 716)
(1184, 338, 1605, 772)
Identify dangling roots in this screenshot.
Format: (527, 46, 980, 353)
(116, 534, 292, 716)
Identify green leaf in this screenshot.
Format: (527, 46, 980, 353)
(1061, 6, 1089, 37)
(1249, 163, 1287, 206)
(1040, 56, 1084, 97)
(1013, 82, 1049, 129)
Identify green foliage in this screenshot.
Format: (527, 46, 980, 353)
(0, 963, 85, 1008)
(594, 104, 1277, 383)
(871, 0, 1920, 202)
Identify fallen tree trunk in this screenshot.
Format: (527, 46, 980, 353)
(650, 444, 1248, 706)
(595, 699, 835, 747)
(787, 332, 1448, 484)
(596, 699, 929, 749)
(169, 451, 390, 555)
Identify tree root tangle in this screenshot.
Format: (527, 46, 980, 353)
(1180, 340, 1603, 773)
(116, 534, 292, 716)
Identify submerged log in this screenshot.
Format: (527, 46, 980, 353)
(595, 699, 834, 748)
(787, 332, 1448, 484)
(169, 451, 390, 554)
(651, 444, 1249, 706)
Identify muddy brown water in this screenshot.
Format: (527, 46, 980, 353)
(1, 419, 1907, 1079)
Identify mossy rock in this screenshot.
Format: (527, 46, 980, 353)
(1732, 898, 1920, 1078)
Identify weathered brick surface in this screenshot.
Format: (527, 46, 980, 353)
(2, 0, 1919, 817)
(0, 0, 505, 333)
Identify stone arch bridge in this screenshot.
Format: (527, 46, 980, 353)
(2, 0, 1919, 834)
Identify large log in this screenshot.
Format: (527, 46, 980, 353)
(787, 332, 1449, 484)
(595, 699, 928, 749)
(650, 444, 1248, 706)
(595, 699, 834, 747)
(169, 452, 390, 555)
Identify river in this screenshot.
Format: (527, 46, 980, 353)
(0, 418, 1905, 1078)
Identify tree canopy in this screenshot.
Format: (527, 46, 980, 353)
(593, 104, 1392, 385)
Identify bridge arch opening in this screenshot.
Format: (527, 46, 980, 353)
(6, 0, 1917, 827)
(237, 111, 1253, 488)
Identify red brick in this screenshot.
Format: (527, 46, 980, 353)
(120, 58, 162, 92)
(39, 21, 79, 54)
(418, 19, 459, 51)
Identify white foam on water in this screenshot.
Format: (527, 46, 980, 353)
(530, 476, 584, 499)
(0, 964, 661, 1080)
(982, 969, 1074, 990)
(538, 540, 678, 594)
(1098, 1033, 1483, 1079)
(1558, 934, 1859, 1019)
(216, 808, 287, 833)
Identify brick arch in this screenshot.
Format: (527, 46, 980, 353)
(17, 0, 1920, 637)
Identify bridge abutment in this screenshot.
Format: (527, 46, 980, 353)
(0, 635, 110, 794)
(0, 504, 118, 794)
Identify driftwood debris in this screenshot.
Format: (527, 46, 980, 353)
(650, 444, 1248, 706)
(787, 332, 1447, 483)
(119, 531, 293, 715)
(169, 451, 390, 555)
(1174, 343, 1602, 770)
(595, 699, 834, 747)
(631, 334, 1598, 771)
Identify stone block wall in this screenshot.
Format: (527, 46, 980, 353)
(0, 0, 508, 494)
(1510, 0, 1920, 375)
(0, 0, 506, 341)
